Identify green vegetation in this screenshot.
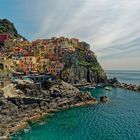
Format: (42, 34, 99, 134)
(0, 19, 26, 40)
(77, 49, 105, 78)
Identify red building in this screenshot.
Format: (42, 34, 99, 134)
(0, 33, 8, 42)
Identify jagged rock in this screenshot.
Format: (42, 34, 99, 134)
(51, 90, 61, 98)
(100, 96, 110, 103)
(0, 90, 19, 136)
(60, 41, 107, 84)
(61, 65, 107, 84)
(49, 81, 80, 97)
(137, 86, 140, 91)
(0, 81, 98, 137)
(108, 77, 118, 84)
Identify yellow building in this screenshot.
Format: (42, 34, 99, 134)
(3, 59, 14, 71)
(19, 56, 37, 73)
(38, 59, 50, 73)
(13, 59, 20, 71)
(15, 40, 31, 48)
(34, 45, 45, 59)
(0, 53, 6, 62)
(71, 38, 79, 49)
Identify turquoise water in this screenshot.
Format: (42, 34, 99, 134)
(12, 87, 140, 140)
(106, 70, 140, 85)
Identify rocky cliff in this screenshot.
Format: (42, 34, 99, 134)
(0, 19, 107, 83)
(0, 81, 97, 137)
(0, 90, 18, 136)
(61, 42, 107, 84)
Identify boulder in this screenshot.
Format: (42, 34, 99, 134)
(108, 77, 118, 84)
(137, 86, 140, 91)
(100, 96, 110, 103)
(49, 81, 80, 98)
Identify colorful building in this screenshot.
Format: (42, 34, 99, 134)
(0, 53, 6, 62)
(15, 40, 32, 56)
(12, 47, 24, 58)
(38, 59, 50, 73)
(71, 38, 79, 48)
(19, 56, 37, 73)
(0, 37, 84, 77)
(3, 59, 14, 71)
(13, 58, 20, 71)
(0, 33, 8, 42)
(34, 45, 45, 59)
(47, 61, 64, 76)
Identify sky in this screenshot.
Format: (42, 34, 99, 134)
(0, 0, 140, 70)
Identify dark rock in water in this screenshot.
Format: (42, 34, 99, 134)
(114, 82, 140, 92)
(137, 86, 140, 91)
(112, 77, 118, 83)
(108, 77, 118, 84)
(100, 96, 110, 103)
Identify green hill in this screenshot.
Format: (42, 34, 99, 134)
(0, 18, 26, 40)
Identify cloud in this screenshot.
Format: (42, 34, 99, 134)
(100, 55, 140, 70)
(2, 0, 140, 70)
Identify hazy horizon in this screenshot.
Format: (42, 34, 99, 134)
(105, 69, 140, 71)
(0, 0, 140, 70)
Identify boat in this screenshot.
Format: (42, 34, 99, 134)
(89, 86, 96, 89)
(84, 85, 96, 89)
(97, 84, 101, 87)
(104, 86, 112, 91)
(97, 83, 104, 87)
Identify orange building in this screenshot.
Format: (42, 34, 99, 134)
(19, 56, 37, 73)
(47, 61, 64, 76)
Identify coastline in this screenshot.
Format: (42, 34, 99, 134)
(109, 82, 140, 92)
(1, 80, 140, 139)
(0, 81, 98, 139)
(7, 99, 98, 139)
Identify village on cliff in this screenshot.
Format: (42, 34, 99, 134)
(0, 32, 93, 87)
(0, 32, 101, 138)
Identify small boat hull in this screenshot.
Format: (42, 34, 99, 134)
(104, 87, 112, 91)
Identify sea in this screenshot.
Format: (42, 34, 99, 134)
(106, 70, 140, 85)
(12, 70, 140, 140)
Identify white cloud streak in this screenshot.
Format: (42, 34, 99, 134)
(20, 0, 140, 70)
